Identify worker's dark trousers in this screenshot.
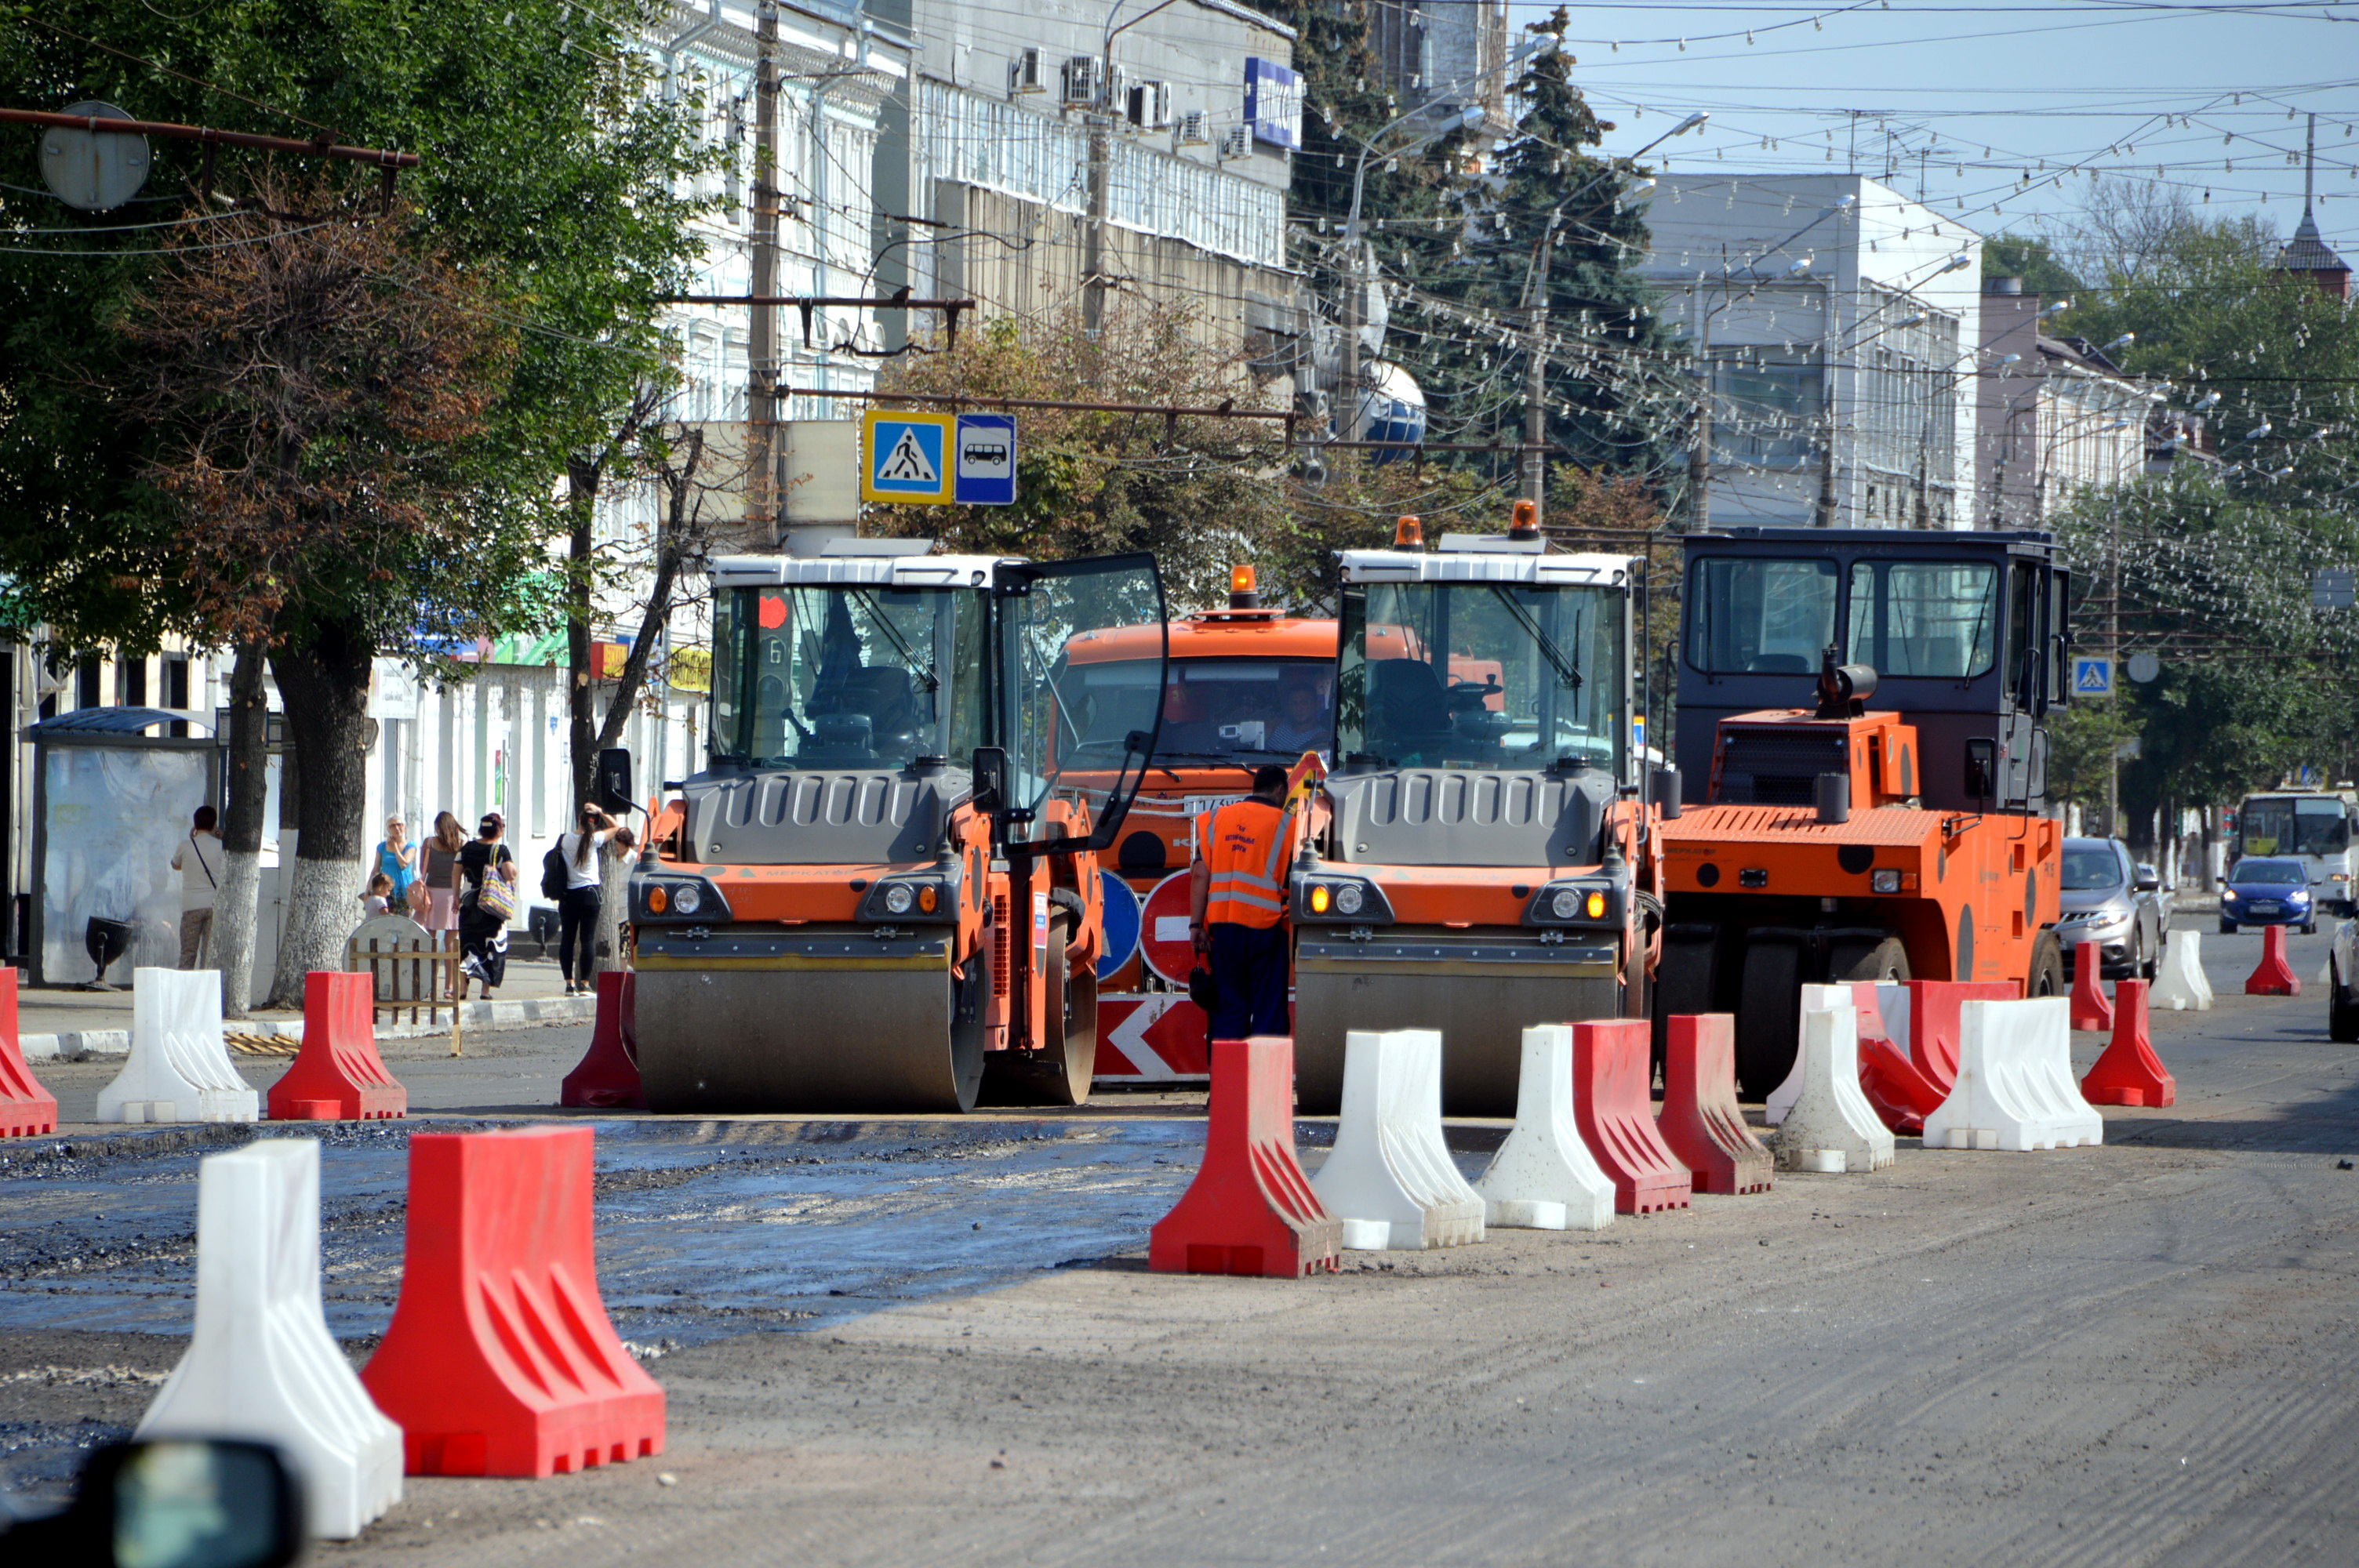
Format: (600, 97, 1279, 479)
(1205, 921, 1290, 1041)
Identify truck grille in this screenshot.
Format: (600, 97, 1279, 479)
(1717, 728, 1847, 806)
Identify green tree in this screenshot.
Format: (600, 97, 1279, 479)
(0, 1, 715, 996)
(1981, 232, 2082, 301)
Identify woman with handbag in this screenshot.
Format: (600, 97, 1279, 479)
(456, 812, 518, 999)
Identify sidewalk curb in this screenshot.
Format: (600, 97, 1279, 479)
(20, 994, 598, 1061)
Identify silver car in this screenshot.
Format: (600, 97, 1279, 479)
(2055, 837, 2168, 981)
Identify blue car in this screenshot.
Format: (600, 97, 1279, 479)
(2221, 857, 2317, 935)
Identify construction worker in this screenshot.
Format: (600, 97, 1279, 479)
(1189, 764, 1299, 1041)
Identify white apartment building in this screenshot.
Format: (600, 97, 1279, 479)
(1639, 173, 1987, 530)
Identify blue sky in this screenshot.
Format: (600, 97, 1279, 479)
(1510, 0, 2359, 257)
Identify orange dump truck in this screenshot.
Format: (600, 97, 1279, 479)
(1656, 526, 2070, 1098)
(627, 541, 1169, 1112)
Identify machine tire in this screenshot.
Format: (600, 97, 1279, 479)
(978, 916, 1096, 1107)
(1651, 925, 1721, 1091)
(2025, 930, 2067, 999)
(2219, 917, 2237, 935)
(1736, 939, 1802, 1102)
(2331, 961, 2359, 1044)
(2141, 927, 2160, 982)
(2304, 921, 2319, 937)
(1829, 934, 1910, 987)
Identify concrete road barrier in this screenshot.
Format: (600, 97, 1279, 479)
(1310, 1029, 1485, 1251)
(135, 1138, 402, 1539)
(97, 968, 256, 1124)
(1473, 1025, 1615, 1230)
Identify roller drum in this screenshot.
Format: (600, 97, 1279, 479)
(1292, 931, 1623, 1119)
(636, 930, 983, 1113)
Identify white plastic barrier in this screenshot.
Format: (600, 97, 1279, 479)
(1768, 1003, 1896, 1174)
(96, 968, 256, 1124)
(1765, 984, 1852, 1127)
(1310, 1029, 1485, 1250)
(1922, 997, 2104, 1152)
(136, 1139, 402, 1539)
(2150, 930, 2214, 1012)
(1473, 1025, 1615, 1232)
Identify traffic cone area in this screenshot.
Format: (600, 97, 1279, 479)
(561, 971, 645, 1110)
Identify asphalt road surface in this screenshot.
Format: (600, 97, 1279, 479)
(4, 931, 2356, 1566)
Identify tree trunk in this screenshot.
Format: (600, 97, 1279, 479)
(266, 624, 374, 1007)
(567, 458, 601, 814)
(213, 641, 270, 1018)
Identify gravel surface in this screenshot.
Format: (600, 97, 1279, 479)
(4, 978, 2357, 1563)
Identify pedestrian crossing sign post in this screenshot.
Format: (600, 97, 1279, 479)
(861, 410, 955, 505)
(2074, 656, 2114, 698)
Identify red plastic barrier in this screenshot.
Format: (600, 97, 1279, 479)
(1571, 1019, 1691, 1214)
(2246, 924, 2301, 996)
(267, 972, 406, 1122)
(2070, 940, 2115, 1031)
(1149, 1036, 1339, 1278)
(362, 1127, 664, 1478)
(1656, 1014, 1770, 1196)
(1857, 1036, 1946, 1135)
(0, 968, 58, 1138)
(1903, 980, 2021, 1092)
(2081, 978, 2177, 1108)
(561, 971, 644, 1110)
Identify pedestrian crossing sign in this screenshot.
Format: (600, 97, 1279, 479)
(861, 411, 955, 504)
(2073, 656, 2114, 697)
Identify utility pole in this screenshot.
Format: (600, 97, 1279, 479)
(1689, 303, 1712, 530)
(1520, 223, 1558, 506)
(748, 0, 781, 543)
(1082, 117, 1109, 333)
(2107, 498, 2122, 837)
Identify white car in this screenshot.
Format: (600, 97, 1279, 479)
(2331, 917, 2359, 1043)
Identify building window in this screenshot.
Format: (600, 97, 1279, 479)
(1710, 357, 1822, 466)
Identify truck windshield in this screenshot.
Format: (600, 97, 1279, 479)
(2238, 797, 2350, 857)
(710, 585, 983, 768)
(1337, 582, 1621, 771)
(1067, 657, 1336, 762)
(1685, 557, 1838, 673)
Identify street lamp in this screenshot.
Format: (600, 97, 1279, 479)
(1338, 102, 1485, 439)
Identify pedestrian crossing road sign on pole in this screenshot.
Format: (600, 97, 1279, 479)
(861, 410, 955, 505)
(2074, 656, 2114, 698)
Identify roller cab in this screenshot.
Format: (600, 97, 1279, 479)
(632, 542, 1167, 1112)
(1659, 528, 2070, 1099)
(1292, 511, 1659, 1118)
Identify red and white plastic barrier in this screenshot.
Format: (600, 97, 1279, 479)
(267, 973, 405, 1122)
(1657, 1014, 1771, 1196)
(2080, 978, 2177, 1109)
(1923, 997, 2103, 1151)
(1148, 1036, 1339, 1276)
(1310, 1029, 1485, 1250)
(362, 1127, 664, 1477)
(1768, 1000, 1896, 1174)
(1571, 1019, 1692, 1214)
(136, 1139, 402, 1539)
(0, 968, 57, 1138)
(561, 971, 644, 1109)
(98, 968, 256, 1124)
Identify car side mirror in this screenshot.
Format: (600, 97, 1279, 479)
(1964, 739, 1997, 802)
(2135, 866, 2160, 892)
(3, 1439, 304, 1566)
(595, 747, 635, 814)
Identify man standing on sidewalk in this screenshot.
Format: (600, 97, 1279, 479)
(1189, 764, 1300, 1042)
(170, 805, 223, 969)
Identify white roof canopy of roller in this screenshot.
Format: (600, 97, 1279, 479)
(1338, 547, 1635, 586)
(707, 540, 1005, 590)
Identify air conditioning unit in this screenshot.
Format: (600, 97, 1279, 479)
(1060, 56, 1101, 107)
(1218, 124, 1252, 162)
(1128, 81, 1171, 130)
(1009, 48, 1044, 96)
(1176, 111, 1209, 146)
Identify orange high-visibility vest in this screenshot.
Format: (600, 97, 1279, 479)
(1195, 799, 1299, 930)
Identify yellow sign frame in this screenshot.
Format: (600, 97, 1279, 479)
(860, 410, 957, 506)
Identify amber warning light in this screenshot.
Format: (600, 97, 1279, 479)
(1228, 563, 1260, 610)
(1509, 499, 1541, 540)
(1393, 514, 1423, 550)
